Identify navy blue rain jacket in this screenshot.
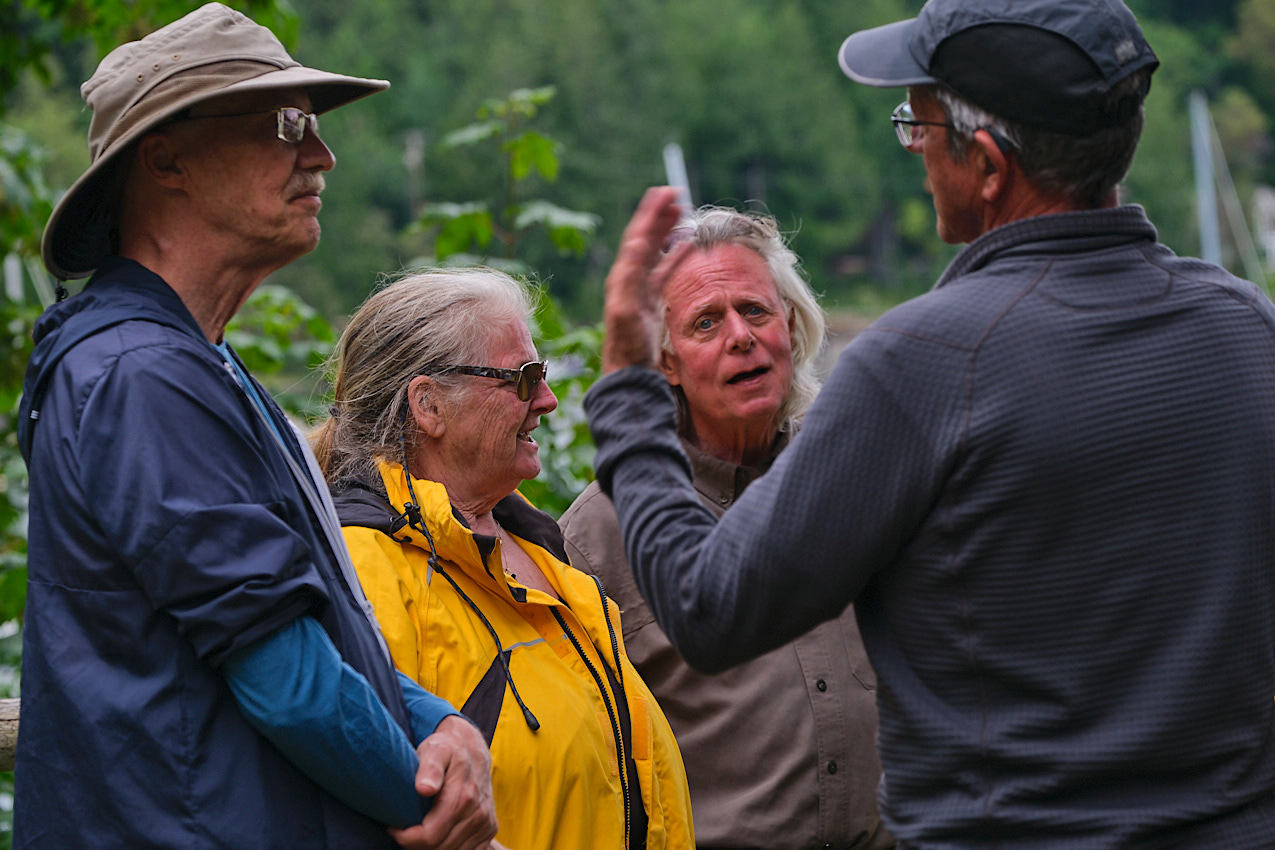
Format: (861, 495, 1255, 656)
(15, 257, 411, 849)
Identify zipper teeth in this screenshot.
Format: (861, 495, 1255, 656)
(551, 607, 631, 849)
(593, 576, 627, 704)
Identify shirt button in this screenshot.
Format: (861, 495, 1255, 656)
(824, 845, 832, 849)
(816, 678, 827, 692)
(827, 760, 838, 774)
(717, 494, 729, 504)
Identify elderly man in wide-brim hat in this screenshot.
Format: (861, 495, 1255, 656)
(17, 5, 497, 848)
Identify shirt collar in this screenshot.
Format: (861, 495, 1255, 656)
(684, 427, 791, 508)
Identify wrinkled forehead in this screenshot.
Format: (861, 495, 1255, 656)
(476, 315, 539, 365)
(663, 243, 781, 313)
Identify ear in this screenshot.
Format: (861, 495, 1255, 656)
(408, 376, 446, 439)
(136, 133, 187, 188)
(973, 129, 1009, 203)
(657, 346, 682, 387)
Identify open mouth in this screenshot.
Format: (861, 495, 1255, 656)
(727, 367, 769, 385)
(517, 429, 536, 443)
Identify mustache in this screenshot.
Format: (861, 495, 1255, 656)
(289, 174, 325, 196)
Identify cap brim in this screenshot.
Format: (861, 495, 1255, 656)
(42, 66, 388, 281)
(838, 18, 935, 87)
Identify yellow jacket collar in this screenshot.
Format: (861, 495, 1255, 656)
(376, 461, 483, 563)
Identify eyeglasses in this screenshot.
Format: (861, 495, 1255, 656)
(890, 101, 1015, 154)
(168, 106, 319, 144)
(890, 101, 955, 149)
(425, 360, 548, 401)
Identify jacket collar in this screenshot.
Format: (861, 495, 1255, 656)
(936, 205, 1158, 289)
(377, 461, 570, 565)
(33, 255, 205, 346)
(20, 256, 209, 462)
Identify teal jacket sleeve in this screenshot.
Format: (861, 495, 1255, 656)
(397, 670, 467, 742)
(223, 616, 437, 827)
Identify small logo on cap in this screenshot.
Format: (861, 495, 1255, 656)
(1114, 39, 1138, 65)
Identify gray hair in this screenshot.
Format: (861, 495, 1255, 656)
(660, 206, 826, 436)
(929, 68, 1151, 208)
(312, 267, 534, 488)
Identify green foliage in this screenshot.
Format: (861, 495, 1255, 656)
(440, 120, 504, 148)
(0, 127, 54, 260)
(520, 292, 604, 517)
(507, 131, 559, 183)
(260, 0, 1275, 321)
(413, 86, 600, 263)
(1125, 18, 1215, 256)
(515, 200, 598, 257)
(0, 301, 38, 627)
(417, 202, 496, 261)
(0, 301, 35, 837)
(1227, 0, 1275, 103)
(224, 285, 337, 419)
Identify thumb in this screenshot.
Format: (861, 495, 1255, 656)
(414, 738, 448, 797)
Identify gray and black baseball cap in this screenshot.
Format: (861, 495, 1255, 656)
(838, 0, 1158, 136)
(43, 2, 389, 281)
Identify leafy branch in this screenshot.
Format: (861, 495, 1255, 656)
(413, 86, 600, 264)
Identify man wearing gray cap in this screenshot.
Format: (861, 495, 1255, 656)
(583, 0, 1275, 846)
(16, 4, 498, 848)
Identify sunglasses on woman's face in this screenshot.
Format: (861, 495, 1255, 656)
(425, 360, 548, 401)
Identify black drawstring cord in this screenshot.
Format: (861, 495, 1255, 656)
(396, 421, 427, 537)
(430, 560, 541, 732)
(395, 421, 540, 732)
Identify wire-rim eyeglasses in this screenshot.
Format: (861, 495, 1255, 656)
(890, 101, 955, 149)
(890, 101, 1015, 154)
(166, 106, 319, 144)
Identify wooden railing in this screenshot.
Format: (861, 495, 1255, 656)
(0, 699, 17, 771)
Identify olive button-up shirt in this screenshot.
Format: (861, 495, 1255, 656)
(561, 438, 892, 850)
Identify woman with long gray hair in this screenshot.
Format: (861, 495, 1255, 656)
(311, 268, 694, 850)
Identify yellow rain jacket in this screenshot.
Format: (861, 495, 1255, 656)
(334, 462, 694, 850)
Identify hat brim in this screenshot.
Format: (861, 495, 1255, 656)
(42, 65, 388, 281)
(838, 18, 935, 88)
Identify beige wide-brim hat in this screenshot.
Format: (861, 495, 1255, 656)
(43, 2, 389, 281)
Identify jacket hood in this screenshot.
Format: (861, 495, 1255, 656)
(330, 481, 407, 537)
(19, 257, 202, 462)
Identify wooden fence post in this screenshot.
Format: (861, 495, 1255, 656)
(0, 698, 18, 771)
